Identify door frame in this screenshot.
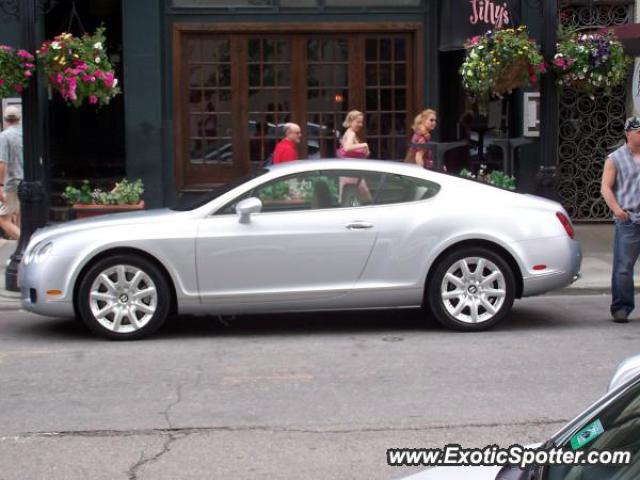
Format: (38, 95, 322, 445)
(172, 22, 424, 191)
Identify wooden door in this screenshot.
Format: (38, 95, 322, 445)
(174, 25, 420, 189)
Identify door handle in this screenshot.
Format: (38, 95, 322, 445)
(346, 221, 374, 230)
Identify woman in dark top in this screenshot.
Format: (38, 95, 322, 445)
(405, 109, 438, 170)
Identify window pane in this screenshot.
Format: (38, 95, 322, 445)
(254, 173, 340, 212)
(174, 0, 271, 5)
(280, 0, 317, 5)
(375, 174, 441, 205)
(325, 0, 420, 4)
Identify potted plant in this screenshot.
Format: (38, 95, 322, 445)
(62, 178, 144, 219)
(459, 166, 516, 191)
(37, 27, 120, 107)
(552, 27, 630, 96)
(460, 26, 546, 103)
(0, 45, 35, 98)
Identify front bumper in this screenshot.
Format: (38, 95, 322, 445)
(19, 255, 76, 317)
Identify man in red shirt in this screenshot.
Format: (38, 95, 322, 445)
(272, 123, 301, 164)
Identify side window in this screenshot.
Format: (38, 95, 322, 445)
(374, 174, 440, 205)
(219, 171, 341, 214)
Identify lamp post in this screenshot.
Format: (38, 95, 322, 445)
(536, 0, 560, 200)
(0, 0, 51, 292)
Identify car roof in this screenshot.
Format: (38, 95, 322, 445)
(266, 158, 440, 178)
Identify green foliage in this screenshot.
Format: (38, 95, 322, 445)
(62, 179, 93, 204)
(460, 26, 545, 99)
(552, 28, 630, 96)
(258, 181, 291, 201)
(37, 27, 120, 107)
(297, 177, 339, 202)
(62, 178, 144, 205)
(458, 166, 516, 191)
(0, 45, 35, 99)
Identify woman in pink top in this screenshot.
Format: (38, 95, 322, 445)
(337, 110, 370, 159)
(337, 110, 371, 204)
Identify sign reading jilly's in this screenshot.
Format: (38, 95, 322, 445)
(440, 0, 520, 51)
(469, 0, 511, 29)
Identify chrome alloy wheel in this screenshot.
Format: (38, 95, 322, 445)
(440, 257, 506, 324)
(89, 264, 158, 334)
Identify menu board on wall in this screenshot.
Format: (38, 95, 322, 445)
(439, 0, 522, 51)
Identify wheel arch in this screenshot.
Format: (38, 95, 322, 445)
(424, 239, 524, 302)
(72, 247, 179, 318)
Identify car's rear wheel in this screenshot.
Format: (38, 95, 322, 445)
(427, 247, 515, 331)
(77, 254, 170, 340)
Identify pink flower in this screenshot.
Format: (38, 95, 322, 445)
(81, 75, 92, 82)
(13, 84, 23, 93)
(470, 36, 480, 46)
(24, 71, 32, 77)
(104, 71, 115, 88)
(0, 79, 4, 86)
(95, 70, 104, 80)
(89, 95, 98, 105)
(56, 73, 63, 85)
(530, 75, 537, 85)
(17, 49, 33, 59)
(554, 58, 568, 70)
(24, 63, 34, 68)
(538, 62, 547, 73)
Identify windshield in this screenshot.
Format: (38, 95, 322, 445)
(545, 379, 640, 480)
(170, 169, 268, 211)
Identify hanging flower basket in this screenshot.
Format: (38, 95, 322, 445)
(460, 26, 546, 99)
(552, 28, 630, 96)
(37, 27, 120, 107)
(0, 45, 35, 98)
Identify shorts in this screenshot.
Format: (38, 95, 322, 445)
(0, 190, 19, 216)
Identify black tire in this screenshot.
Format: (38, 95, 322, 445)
(427, 246, 515, 331)
(77, 254, 170, 340)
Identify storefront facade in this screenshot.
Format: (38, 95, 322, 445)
(4, 1, 634, 222)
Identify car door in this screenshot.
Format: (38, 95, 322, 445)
(348, 172, 443, 305)
(196, 169, 380, 306)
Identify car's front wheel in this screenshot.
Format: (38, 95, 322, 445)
(77, 254, 170, 340)
(427, 247, 515, 331)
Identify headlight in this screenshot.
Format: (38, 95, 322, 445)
(24, 241, 53, 265)
(34, 242, 53, 263)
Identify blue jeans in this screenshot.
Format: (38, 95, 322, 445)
(611, 219, 640, 316)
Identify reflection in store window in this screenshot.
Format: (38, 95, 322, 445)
(174, 0, 271, 6)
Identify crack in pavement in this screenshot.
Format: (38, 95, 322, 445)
(126, 365, 204, 480)
(8, 417, 569, 440)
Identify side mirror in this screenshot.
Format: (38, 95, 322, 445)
(236, 197, 262, 224)
(608, 354, 640, 392)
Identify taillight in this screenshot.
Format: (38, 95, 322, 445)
(556, 212, 574, 239)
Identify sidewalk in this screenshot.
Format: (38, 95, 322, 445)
(0, 225, 626, 310)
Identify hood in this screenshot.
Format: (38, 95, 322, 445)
(29, 208, 181, 244)
(399, 465, 502, 480)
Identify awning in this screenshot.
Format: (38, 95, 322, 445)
(611, 23, 640, 56)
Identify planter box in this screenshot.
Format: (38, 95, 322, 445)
(72, 201, 145, 219)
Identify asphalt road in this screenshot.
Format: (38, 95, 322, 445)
(0, 294, 639, 480)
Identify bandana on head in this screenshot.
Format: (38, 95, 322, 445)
(625, 116, 640, 131)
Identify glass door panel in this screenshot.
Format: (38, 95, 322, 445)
(186, 37, 233, 165)
(364, 36, 410, 160)
(248, 38, 292, 164)
(306, 38, 348, 158)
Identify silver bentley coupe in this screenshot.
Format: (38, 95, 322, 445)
(19, 159, 581, 340)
